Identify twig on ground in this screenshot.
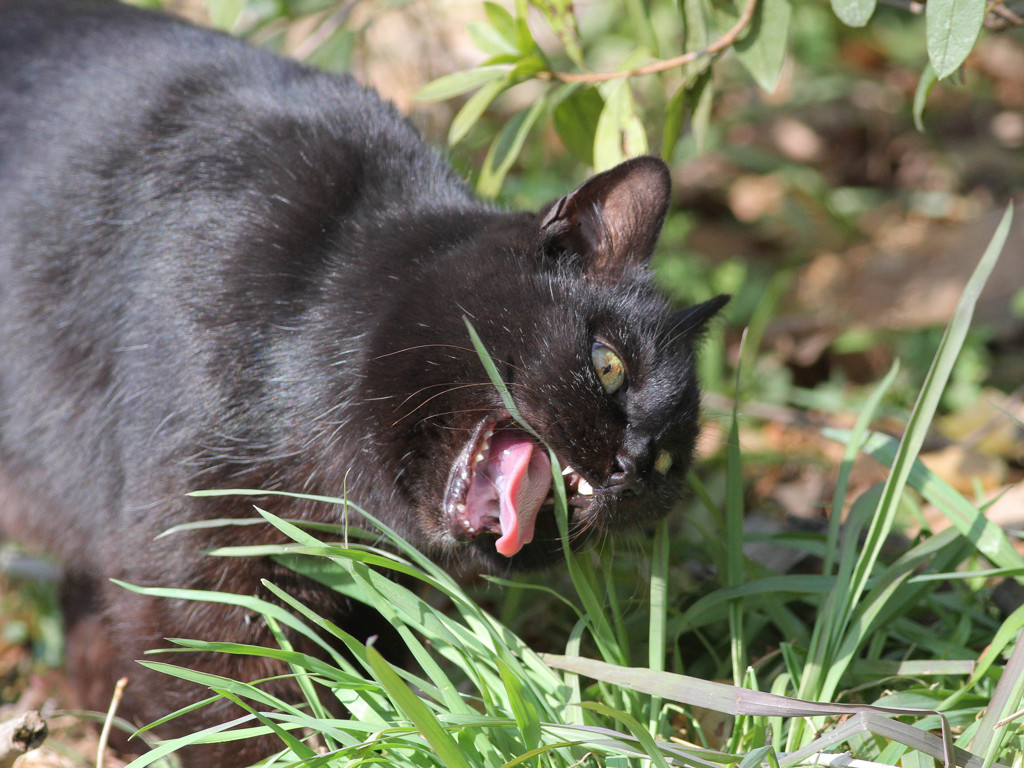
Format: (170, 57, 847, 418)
(0, 711, 48, 768)
(96, 677, 129, 768)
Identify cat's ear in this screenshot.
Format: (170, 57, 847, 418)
(539, 155, 671, 280)
(670, 294, 731, 338)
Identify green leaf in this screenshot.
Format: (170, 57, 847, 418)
(831, 0, 876, 27)
(926, 0, 986, 79)
(733, 0, 792, 92)
(593, 81, 647, 171)
(529, 0, 586, 68)
(485, 1, 518, 45)
(553, 86, 604, 165)
(509, 54, 546, 80)
(681, 0, 710, 57)
(823, 361, 899, 577)
(476, 98, 546, 197)
(304, 27, 355, 73)
(448, 77, 508, 146)
(625, 0, 660, 57)
(513, 0, 537, 55)
(414, 65, 508, 103)
(661, 83, 688, 162)
(690, 70, 715, 155)
(913, 62, 939, 131)
(622, 110, 648, 159)
(467, 21, 520, 57)
(462, 319, 622, 666)
(207, 0, 244, 31)
(593, 81, 628, 171)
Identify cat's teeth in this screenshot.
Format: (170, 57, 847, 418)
(456, 503, 466, 513)
(561, 465, 575, 476)
(475, 453, 485, 464)
(577, 478, 594, 496)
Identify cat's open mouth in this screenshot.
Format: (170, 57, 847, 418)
(444, 415, 592, 557)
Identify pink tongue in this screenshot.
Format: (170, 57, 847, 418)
(491, 431, 552, 557)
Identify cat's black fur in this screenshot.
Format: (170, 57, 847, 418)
(0, 1, 726, 764)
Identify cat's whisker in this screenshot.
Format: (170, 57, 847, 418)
(393, 379, 504, 414)
(504, 380, 543, 399)
(625, 539, 652, 604)
(414, 407, 494, 429)
(390, 382, 500, 426)
(394, 381, 465, 412)
(566, 507, 602, 542)
(372, 343, 479, 361)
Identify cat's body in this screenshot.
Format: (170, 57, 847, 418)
(0, 1, 724, 765)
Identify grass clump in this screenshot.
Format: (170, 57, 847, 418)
(120, 207, 1022, 767)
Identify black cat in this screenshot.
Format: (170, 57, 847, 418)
(0, 1, 726, 764)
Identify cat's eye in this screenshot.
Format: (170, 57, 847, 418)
(591, 342, 625, 394)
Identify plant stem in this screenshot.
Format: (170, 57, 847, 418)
(537, 0, 759, 84)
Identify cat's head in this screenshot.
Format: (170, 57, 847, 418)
(364, 156, 727, 572)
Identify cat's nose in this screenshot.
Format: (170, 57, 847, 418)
(607, 433, 657, 496)
(607, 451, 645, 498)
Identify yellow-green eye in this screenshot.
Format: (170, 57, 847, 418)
(591, 342, 625, 394)
(654, 449, 673, 475)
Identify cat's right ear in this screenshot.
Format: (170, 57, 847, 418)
(538, 156, 671, 281)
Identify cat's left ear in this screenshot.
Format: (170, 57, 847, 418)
(670, 294, 731, 339)
(539, 155, 671, 280)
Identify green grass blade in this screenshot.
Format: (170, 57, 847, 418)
(495, 740, 588, 767)
(829, 430, 1024, 571)
(943, 603, 1024, 714)
(822, 360, 900, 577)
(123, 715, 262, 768)
(787, 202, 1013, 749)
(162, 638, 366, 687)
(112, 579, 339, 660)
(262, 613, 335, 735)
(726, 332, 749, 693)
(363, 644, 474, 768)
(496, 657, 543, 750)
(462, 316, 540, 441)
(972, 632, 1024, 765)
(648, 518, 670, 733)
(216, 689, 317, 761)
(541, 722, 729, 766)
(136, 660, 303, 714)
(465, 316, 623, 664)
(545, 655, 1007, 767)
(579, 702, 672, 768)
